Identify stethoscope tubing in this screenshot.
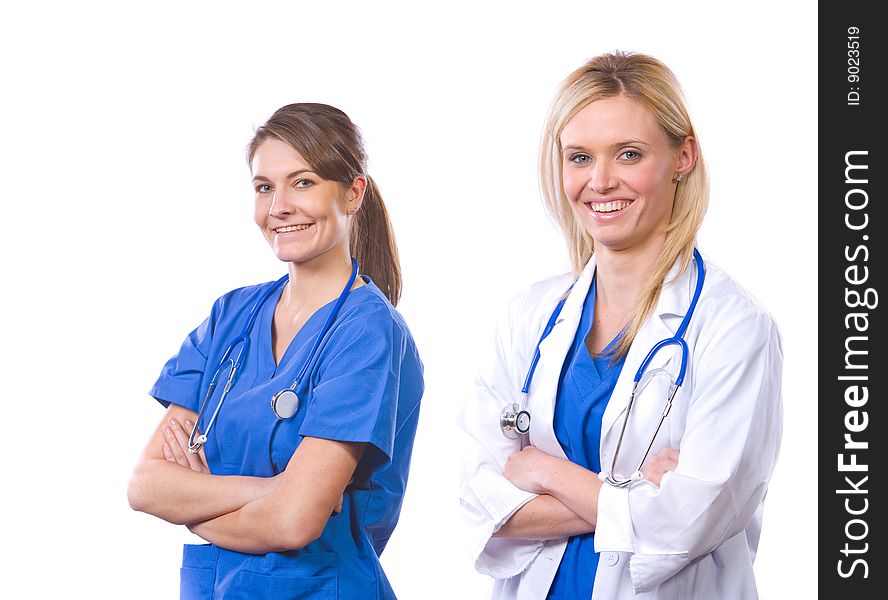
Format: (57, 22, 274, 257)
(605, 248, 705, 486)
(506, 249, 706, 488)
(188, 278, 288, 454)
(267, 259, 360, 473)
(521, 296, 569, 395)
(188, 258, 359, 456)
(287, 259, 358, 393)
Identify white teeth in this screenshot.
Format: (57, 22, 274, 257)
(590, 201, 630, 213)
(275, 224, 312, 233)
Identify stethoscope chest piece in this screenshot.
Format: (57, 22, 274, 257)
(271, 389, 300, 420)
(500, 402, 531, 439)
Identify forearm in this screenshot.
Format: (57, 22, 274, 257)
(189, 510, 285, 554)
(188, 509, 260, 554)
(188, 498, 305, 554)
(494, 494, 594, 540)
(128, 458, 274, 524)
(189, 479, 330, 553)
(537, 459, 602, 529)
(189, 437, 361, 553)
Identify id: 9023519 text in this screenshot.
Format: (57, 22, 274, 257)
(847, 27, 861, 106)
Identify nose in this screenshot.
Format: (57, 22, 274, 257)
(268, 189, 293, 218)
(587, 162, 616, 194)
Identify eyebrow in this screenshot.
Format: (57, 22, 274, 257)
(252, 169, 314, 183)
(562, 140, 652, 152)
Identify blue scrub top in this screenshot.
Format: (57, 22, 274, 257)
(546, 275, 625, 600)
(150, 276, 424, 600)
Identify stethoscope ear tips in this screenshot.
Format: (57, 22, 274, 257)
(187, 431, 208, 455)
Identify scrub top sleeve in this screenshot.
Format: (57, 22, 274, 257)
(149, 301, 219, 412)
(299, 305, 403, 469)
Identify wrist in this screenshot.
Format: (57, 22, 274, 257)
(254, 475, 279, 499)
(536, 456, 565, 495)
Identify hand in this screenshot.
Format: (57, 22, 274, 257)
(641, 448, 679, 487)
(503, 446, 562, 494)
(162, 417, 210, 474)
(332, 476, 355, 515)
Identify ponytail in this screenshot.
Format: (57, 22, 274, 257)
(352, 176, 402, 305)
(247, 103, 403, 304)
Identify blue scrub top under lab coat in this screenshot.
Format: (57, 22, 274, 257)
(150, 276, 424, 600)
(546, 276, 625, 600)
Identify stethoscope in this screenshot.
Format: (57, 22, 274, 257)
(187, 258, 360, 457)
(501, 249, 705, 488)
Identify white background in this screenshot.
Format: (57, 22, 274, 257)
(0, 2, 816, 598)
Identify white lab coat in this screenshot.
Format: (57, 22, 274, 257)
(458, 252, 783, 599)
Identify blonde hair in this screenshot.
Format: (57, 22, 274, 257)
(539, 51, 708, 358)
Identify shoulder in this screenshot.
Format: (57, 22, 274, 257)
(340, 279, 407, 324)
(334, 279, 419, 348)
(194, 278, 284, 334)
(212, 279, 281, 313)
(505, 272, 575, 325)
(698, 258, 777, 325)
(312, 280, 424, 393)
(693, 256, 782, 348)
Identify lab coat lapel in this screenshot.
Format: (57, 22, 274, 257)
(528, 256, 597, 458)
(600, 258, 695, 445)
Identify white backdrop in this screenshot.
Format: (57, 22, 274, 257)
(0, 2, 816, 598)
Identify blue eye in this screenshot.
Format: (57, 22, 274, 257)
(568, 153, 591, 164)
(256, 183, 272, 193)
(294, 178, 314, 189)
(620, 150, 641, 160)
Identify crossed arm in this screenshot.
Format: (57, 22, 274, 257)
(127, 403, 363, 553)
(494, 446, 678, 540)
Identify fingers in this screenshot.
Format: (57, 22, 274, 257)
(333, 477, 355, 515)
(163, 418, 207, 473)
(182, 419, 211, 474)
(163, 422, 191, 468)
(647, 448, 679, 469)
(658, 448, 680, 463)
(197, 443, 210, 473)
(641, 448, 680, 487)
(162, 442, 176, 463)
(183, 420, 210, 474)
(660, 452, 679, 473)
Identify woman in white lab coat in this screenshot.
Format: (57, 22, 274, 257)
(458, 51, 783, 600)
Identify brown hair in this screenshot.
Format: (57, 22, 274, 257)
(247, 103, 402, 305)
(539, 51, 708, 358)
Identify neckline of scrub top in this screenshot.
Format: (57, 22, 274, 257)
(259, 276, 374, 375)
(554, 272, 624, 463)
(579, 271, 621, 376)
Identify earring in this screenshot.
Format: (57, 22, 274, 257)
(673, 173, 685, 184)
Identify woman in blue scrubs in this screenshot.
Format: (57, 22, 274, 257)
(128, 103, 424, 599)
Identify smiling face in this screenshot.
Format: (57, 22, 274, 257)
(560, 95, 696, 258)
(251, 137, 363, 266)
